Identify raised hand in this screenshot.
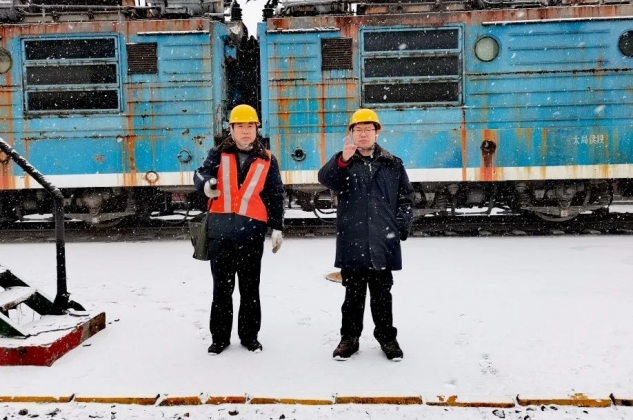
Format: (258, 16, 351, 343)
(341, 133, 357, 163)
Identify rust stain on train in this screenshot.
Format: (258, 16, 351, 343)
(318, 82, 327, 167)
(123, 78, 140, 187)
(1, 18, 208, 42)
(460, 109, 468, 181)
(0, 135, 13, 189)
(540, 128, 548, 180)
(0, 34, 15, 190)
(598, 163, 609, 179)
(148, 81, 157, 179)
(480, 129, 498, 182)
(122, 136, 137, 187)
(0, 161, 12, 190)
(276, 95, 291, 167)
(274, 134, 282, 167)
(124, 81, 138, 187)
(22, 137, 31, 189)
(272, 44, 281, 82)
(524, 128, 532, 151)
(268, 4, 630, 33)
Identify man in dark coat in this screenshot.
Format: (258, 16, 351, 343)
(318, 108, 414, 361)
(193, 104, 285, 355)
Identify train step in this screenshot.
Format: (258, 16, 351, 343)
(0, 286, 36, 312)
(0, 265, 97, 338)
(1, 265, 60, 338)
(9, 313, 95, 338)
(0, 265, 106, 366)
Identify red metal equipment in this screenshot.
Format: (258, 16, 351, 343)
(0, 137, 105, 366)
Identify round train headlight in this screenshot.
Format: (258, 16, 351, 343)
(0, 49, 12, 74)
(619, 31, 633, 57)
(474, 37, 499, 62)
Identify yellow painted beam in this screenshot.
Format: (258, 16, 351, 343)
(74, 395, 159, 405)
(517, 393, 611, 407)
(250, 397, 333, 405)
(205, 395, 247, 405)
(335, 396, 422, 404)
(159, 396, 203, 406)
(0, 395, 73, 403)
(426, 395, 515, 408)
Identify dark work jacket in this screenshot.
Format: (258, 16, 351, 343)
(318, 144, 414, 271)
(193, 137, 284, 243)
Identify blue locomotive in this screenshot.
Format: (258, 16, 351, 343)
(0, 0, 256, 224)
(1, 0, 633, 224)
(260, 0, 633, 221)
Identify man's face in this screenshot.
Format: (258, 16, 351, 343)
(350, 122, 379, 150)
(230, 122, 258, 149)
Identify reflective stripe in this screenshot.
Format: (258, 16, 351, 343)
(221, 155, 232, 212)
(209, 151, 271, 222)
(238, 163, 265, 216)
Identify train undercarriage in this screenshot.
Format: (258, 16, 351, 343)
(291, 179, 633, 223)
(0, 179, 631, 226)
(0, 187, 206, 226)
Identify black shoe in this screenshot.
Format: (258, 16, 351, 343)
(208, 342, 229, 355)
(241, 339, 263, 352)
(380, 340, 403, 361)
(333, 337, 359, 360)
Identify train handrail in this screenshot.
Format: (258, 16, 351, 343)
(0, 137, 83, 314)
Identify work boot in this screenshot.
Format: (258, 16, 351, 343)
(380, 339, 403, 361)
(241, 338, 263, 353)
(208, 342, 229, 355)
(332, 337, 359, 360)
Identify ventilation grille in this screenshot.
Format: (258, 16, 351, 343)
(127, 43, 158, 75)
(321, 38, 352, 71)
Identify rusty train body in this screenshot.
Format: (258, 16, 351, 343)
(1, 0, 633, 224)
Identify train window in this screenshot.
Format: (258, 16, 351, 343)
(364, 56, 459, 78)
(364, 82, 459, 104)
(22, 37, 120, 113)
(619, 31, 633, 57)
(26, 65, 118, 85)
(474, 36, 499, 62)
(25, 39, 116, 60)
(364, 29, 459, 52)
(361, 28, 461, 107)
(28, 91, 119, 112)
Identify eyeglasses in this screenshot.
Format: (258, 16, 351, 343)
(352, 128, 376, 134)
(233, 124, 257, 131)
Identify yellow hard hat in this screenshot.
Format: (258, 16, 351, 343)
(229, 104, 260, 125)
(348, 108, 381, 130)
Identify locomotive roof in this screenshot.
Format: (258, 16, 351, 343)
(271, 0, 633, 18)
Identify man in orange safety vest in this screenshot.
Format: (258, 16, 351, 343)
(193, 104, 284, 355)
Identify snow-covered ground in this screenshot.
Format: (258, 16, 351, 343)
(1, 235, 633, 419)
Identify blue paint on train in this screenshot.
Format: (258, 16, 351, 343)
(0, 22, 232, 181)
(260, 14, 633, 179)
(2, 2, 633, 222)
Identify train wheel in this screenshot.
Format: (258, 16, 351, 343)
(532, 210, 578, 223)
(88, 218, 124, 229)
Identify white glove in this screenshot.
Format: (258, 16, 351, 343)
(203, 180, 221, 199)
(271, 229, 283, 253)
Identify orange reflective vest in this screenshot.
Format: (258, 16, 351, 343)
(208, 151, 271, 222)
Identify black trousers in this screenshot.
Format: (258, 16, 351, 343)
(340, 268, 397, 343)
(208, 238, 264, 344)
